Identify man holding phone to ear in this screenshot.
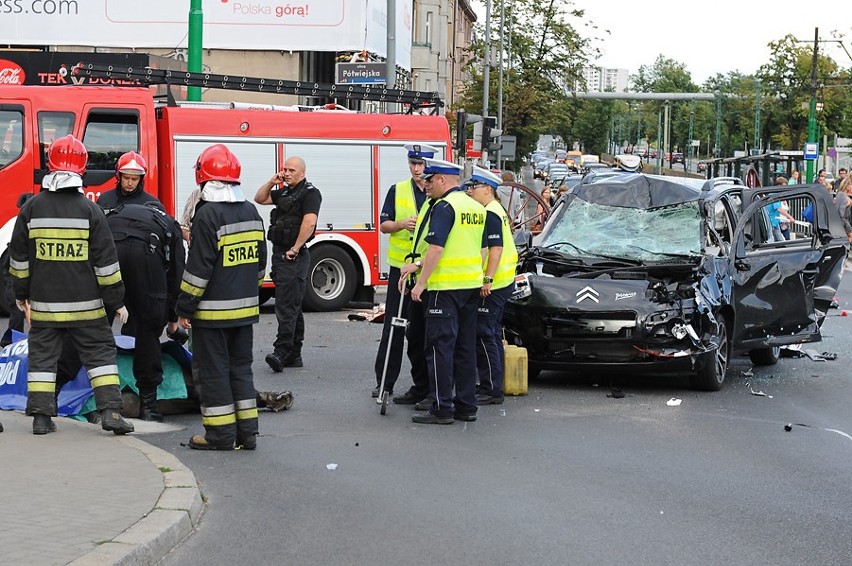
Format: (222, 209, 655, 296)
(255, 156, 322, 373)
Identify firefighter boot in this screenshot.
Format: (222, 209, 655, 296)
(101, 409, 135, 435)
(188, 434, 234, 451)
(138, 388, 164, 422)
(236, 433, 257, 450)
(32, 414, 57, 435)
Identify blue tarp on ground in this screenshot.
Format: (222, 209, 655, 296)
(0, 331, 192, 417)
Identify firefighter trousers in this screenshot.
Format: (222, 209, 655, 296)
(27, 323, 123, 417)
(192, 325, 258, 447)
(116, 239, 168, 393)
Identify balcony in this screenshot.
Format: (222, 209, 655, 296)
(411, 42, 438, 71)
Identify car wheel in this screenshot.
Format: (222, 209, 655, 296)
(690, 317, 730, 391)
(303, 245, 356, 312)
(748, 346, 780, 366)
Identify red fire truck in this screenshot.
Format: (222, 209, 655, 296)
(0, 65, 452, 311)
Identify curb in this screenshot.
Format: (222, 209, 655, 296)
(68, 435, 203, 566)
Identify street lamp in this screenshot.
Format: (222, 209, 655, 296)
(806, 29, 819, 184)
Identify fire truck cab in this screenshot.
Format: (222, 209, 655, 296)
(0, 83, 452, 311)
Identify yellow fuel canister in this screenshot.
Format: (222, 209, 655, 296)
(503, 343, 528, 396)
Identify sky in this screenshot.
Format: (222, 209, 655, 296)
(472, 1, 852, 85)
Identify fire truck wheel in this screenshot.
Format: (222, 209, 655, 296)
(303, 245, 357, 312)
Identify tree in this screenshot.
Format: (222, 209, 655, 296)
(455, 0, 594, 161)
(758, 34, 847, 151)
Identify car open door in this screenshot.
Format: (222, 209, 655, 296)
(730, 186, 847, 350)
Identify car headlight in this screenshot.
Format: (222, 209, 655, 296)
(511, 273, 532, 300)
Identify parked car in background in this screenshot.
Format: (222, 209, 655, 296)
(671, 152, 685, 165)
(504, 174, 848, 390)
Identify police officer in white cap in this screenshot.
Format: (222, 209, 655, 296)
(374, 143, 438, 405)
(465, 166, 517, 405)
(399, 158, 486, 424)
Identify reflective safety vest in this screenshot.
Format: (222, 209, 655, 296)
(386, 178, 418, 268)
(427, 190, 485, 291)
(485, 199, 518, 290)
(411, 197, 436, 262)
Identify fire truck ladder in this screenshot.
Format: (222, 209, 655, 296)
(75, 63, 444, 115)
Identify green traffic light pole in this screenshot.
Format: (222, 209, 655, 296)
(805, 28, 819, 183)
(188, 0, 203, 102)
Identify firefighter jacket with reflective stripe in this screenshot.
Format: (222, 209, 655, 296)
(177, 201, 266, 328)
(427, 191, 485, 291)
(387, 178, 417, 268)
(9, 190, 125, 327)
(485, 199, 519, 290)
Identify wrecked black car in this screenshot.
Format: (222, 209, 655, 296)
(503, 174, 848, 390)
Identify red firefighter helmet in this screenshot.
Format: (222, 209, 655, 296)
(195, 144, 241, 185)
(115, 151, 148, 178)
(47, 135, 88, 175)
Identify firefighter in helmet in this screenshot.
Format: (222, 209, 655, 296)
(100, 201, 185, 421)
(97, 151, 161, 209)
(177, 144, 267, 450)
(9, 134, 134, 435)
(96, 150, 185, 421)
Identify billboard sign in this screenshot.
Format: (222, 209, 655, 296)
(3, 0, 412, 70)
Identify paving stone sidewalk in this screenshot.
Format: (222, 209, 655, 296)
(0, 410, 202, 566)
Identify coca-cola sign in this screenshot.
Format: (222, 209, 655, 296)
(0, 59, 26, 85)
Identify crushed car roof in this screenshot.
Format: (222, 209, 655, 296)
(572, 173, 706, 208)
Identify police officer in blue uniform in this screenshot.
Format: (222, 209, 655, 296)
(403, 159, 486, 424)
(465, 166, 518, 404)
(374, 143, 438, 404)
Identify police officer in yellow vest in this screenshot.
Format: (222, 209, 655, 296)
(405, 158, 486, 424)
(465, 166, 518, 404)
(373, 143, 437, 403)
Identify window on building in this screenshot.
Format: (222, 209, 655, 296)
(426, 12, 433, 46)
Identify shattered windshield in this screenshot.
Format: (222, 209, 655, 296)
(542, 199, 703, 262)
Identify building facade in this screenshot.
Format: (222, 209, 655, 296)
(577, 66, 629, 93)
(410, 0, 477, 112)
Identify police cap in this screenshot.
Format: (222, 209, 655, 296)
(421, 158, 462, 180)
(404, 143, 439, 163)
(465, 166, 502, 189)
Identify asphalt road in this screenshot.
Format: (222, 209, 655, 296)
(147, 278, 852, 566)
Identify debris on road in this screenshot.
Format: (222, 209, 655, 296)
(326, 463, 338, 470)
(748, 385, 772, 398)
(606, 388, 625, 399)
(666, 398, 682, 406)
(346, 305, 386, 323)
